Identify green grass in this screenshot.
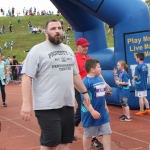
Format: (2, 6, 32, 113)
(0, 15, 114, 61)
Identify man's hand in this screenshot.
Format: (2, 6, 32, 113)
(90, 110, 101, 119)
(20, 103, 32, 121)
(83, 93, 90, 108)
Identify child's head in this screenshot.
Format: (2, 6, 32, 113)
(135, 53, 144, 62)
(117, 60, 128, 72)
(85, 58, 101, 76)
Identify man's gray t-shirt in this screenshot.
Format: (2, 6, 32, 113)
(22, 41, 79, 110)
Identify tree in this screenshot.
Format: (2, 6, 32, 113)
(145, 0, 150, 5)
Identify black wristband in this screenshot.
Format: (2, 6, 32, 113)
(82, 91, 88, 94)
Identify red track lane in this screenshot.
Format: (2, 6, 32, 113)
(0, 84, 150, 150)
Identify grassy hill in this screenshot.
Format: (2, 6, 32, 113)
(0, 15, 114, 62)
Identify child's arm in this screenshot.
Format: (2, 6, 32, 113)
(115, 80, 129, 85)
(133, 76, 138, 80)
(86, 104, 101, 119)
(133, 66, 138, 80)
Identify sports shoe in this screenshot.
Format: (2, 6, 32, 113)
(144, 109, 150, 115)
(135, 111, 144, 116)
(91, 139, 103, 149)
(120, 117, 132, 122)
(119, 114, 126, 119)
(3, 103, 7, 107)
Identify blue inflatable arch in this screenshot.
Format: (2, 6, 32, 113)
(50, 0, 150, 109)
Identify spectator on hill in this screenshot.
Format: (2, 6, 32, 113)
(63, 30, 66, 39)
(9, 22, 13, 33)
(2, 23, 5, 34)
(66, 24, 71, 32)
(23, 7, 26, 15)
(4, 42, 8, 49)
(18, 15, 21, 23)
(0, 29, 2, 35)
(29, 7, 32, 14)
(11, 56, 18, 81)
(28, 21, 32, 33)
(1, 8, 4, 16)
(32, 26, 38, 34)
(10, 41, 13, 50)
(34, 7, 36, 14)
(0, 47, 2, 53)
(37, 26, 41, 33)
(6, 56, 11, 65)
(12, 7, 15, 17)
(41, 27, 45, 34)
(37, 11, 40, 15)
(8, 7, 11, 17)
(60, 19, 64, 30)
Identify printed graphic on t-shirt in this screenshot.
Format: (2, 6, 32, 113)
(95, 84, 106, 97)
(48, 51, 74, 71)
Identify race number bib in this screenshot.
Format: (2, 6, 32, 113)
(95, 84, 106, 97)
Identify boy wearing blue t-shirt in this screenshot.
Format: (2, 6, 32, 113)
(133, 53, 150, 116)
(81, 58, 111, 150)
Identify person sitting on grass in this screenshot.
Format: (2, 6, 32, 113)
(32, 26, 38, 34)
(4, 42, 8, 49)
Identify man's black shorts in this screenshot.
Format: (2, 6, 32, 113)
(35, 106, 74, 147)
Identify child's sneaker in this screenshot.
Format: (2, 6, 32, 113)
(135, 111, 144, 116)
(119, 114, 126, 119)
(91, 139, 103, 149)
(144, 109, 150, 115)
(120, 117, 132, 122)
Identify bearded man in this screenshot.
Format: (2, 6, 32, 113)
(20, 19, 90, 150)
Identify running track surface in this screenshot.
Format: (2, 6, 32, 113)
(0, 84, 150, 150)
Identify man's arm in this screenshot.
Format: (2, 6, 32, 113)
(20, 74, 32, 121)
(73, 74, 90, 107)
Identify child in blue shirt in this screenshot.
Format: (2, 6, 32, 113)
(81, 58, 111, 150)
(114, 60, 131, 121)
(10, 41, 13, 50)
(133, 53, 150, 116)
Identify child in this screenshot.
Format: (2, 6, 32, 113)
(114, 60, 131, 121)
(4, 42, 8, 49)
(133, 53, 150, 116)
(81, 58, 111, 150)
(10, 41, 13, 50)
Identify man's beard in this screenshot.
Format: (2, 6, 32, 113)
(48, 33, 63, 45)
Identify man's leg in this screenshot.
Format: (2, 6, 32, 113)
(40, 145, 56, 150)
(61, 106, 74, 148)
(35, 110, 61, 150)
(56, 144, 69, 150)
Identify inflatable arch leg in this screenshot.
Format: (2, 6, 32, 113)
(50, 0, 150, 109)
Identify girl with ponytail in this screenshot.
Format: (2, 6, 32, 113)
(114, 60, 131, 121)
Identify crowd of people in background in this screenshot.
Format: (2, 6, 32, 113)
(0, 7, 60, 17)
